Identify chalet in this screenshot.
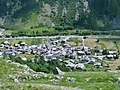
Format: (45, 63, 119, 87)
(78, 56, 82, 59)
(5, 51, 15, 55)
(77, 51, 85, 55)
(63, 44, 71, 48)
(64, 61, 76, 68)
(83, 46, 89, 51)
(108, 51, 117, 55)
(31, 45, 37, 49)
(76, 63, 85, 69)
(85, 51, 91, 55)
(80, 59, 89, 63)
(46, 54, 53, 60)
(4, 41, 10, 45)
(4, 45, 9, 49)
(88, 58, 96, 64)
(94, 62, 102, 68)
(20, 42, 26, 46)
(14, 44, 20, 47)
(93, 55, 105, 60)
(106, 55, 114, 60)
(0, 44, 4, 49)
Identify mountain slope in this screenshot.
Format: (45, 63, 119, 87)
(0, 0, 120, 30)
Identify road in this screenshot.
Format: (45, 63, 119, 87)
(0, 35, 120, 39)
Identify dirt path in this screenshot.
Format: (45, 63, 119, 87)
(18, 83, 82, 90)
(39, 84, 82, 90)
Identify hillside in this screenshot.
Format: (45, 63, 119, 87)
(0, 0, 120, 30)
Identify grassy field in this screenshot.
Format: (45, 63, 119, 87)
(24, 13, 39, 29)
(84, 38, 120, 51)
(1, 83, 62, 90)
(66, 38, 82, 46)
(56, 72, 120, 90)
(1, 72, 120, 90)
(0, 38, 46, 45)
(4, 27, 57, 36)
(1, 57, 120, 90)
(66, 38, 120, 51)
(99, 38, 120, 51)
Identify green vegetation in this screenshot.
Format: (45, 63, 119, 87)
(0, 0, 120, 30)
(27, 71, 120, 90)
(4, 28, 120, 37)
(9, 55, 69, 74)
(1, 55, 120, 90)
(7, 54, 116, 74)
(57, 72, 119, 90)
(9, 27, 59, 37)
(0, 38, 46, 45)
(99, 38, 120, 51)
(1, 83, 61, 90)
(68, 38, 82, 46)
(1, 54, 120, 90)
(84, 38, 120, 51)
(0, 58, 62, 90)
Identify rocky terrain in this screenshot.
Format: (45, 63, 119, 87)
(0, 0, 120, 30)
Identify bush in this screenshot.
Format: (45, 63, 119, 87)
(117, 65, 120, 70)
(15, 57, 26, 64)
(9, 55, 70, 74)
(39, 67, 49, 73)
(27, 62, 41, 72)
(102, 49, 109, 55)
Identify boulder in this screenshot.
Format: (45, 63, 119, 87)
(67, 77, 76, 82)
(85, 78, 91, 82)
(55, 67, 64, 75)
(54, 76, 61, 80)
(14, 78, 19, 83)
(53, 76, 61, 82)
(117, 77, 120, 84)
(0, 84, 1, 88)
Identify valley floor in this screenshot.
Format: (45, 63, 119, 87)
(0, 36, 120, 90)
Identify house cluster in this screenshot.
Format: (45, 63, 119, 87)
(0, 37, 119, 70)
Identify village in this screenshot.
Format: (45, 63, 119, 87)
(0, 37, 120, 90)
(0, 36, 119, 73)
